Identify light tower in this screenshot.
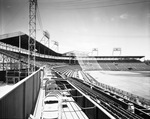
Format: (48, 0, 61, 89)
(92, 48, 98, 56)
(28, 0, 37, 74)
(112, 48, 121, 56)
(40, 30, 50, 48)
(52, 40, 59, 52)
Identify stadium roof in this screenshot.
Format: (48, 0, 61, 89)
(0, 32, 145, 59)
(93, 56, 144, 58)
(63, 51, 144, 59)
(0, 31, 62, 56)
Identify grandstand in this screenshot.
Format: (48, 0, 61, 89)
(1, 0, 150, 118)
(0, 32, 150, 119)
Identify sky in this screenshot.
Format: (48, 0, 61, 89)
(0, 0, 150, 59)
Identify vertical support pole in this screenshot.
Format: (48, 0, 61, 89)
(48, 37, 50, 49)
(19, 34, 21, 79)
(10, 58, 12, 70)
(28, 0, 37, 75)
(2, 54, 4, 71)
(5, 56, 8, 81)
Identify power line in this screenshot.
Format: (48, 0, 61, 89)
(43, 0, 150, 10)
(35, 0, 149, 29)
(48, 0, 149, 5)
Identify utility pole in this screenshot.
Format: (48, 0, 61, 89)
(28, 0, 37, 74)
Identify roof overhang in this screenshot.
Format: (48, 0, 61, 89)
(0, 31, 62, 56)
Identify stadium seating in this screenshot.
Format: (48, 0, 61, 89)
(98, 62, 150, 71)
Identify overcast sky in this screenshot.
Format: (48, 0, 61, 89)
(0, 0, 150, 59)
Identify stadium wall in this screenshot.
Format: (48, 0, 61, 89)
(0, 68, 42, 119)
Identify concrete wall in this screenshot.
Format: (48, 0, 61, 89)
(0, 68, 42, 119)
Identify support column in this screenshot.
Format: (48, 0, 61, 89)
(19, 34, 21, 79)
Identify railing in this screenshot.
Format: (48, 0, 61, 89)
(68, 81, 116, 119)
(96, 81, 150, 106)
(0, 68, 43, 119)
(0, 41, 71, 61)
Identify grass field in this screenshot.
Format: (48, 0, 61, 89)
(87, 71, 150, 100)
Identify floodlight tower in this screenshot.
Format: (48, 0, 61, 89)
(40, 30, 50, 48)
(28, 0, 37, 74)
(52, 40, 59, 52)
(92, 48, 98, 56)
(112, 48, 121, 56)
